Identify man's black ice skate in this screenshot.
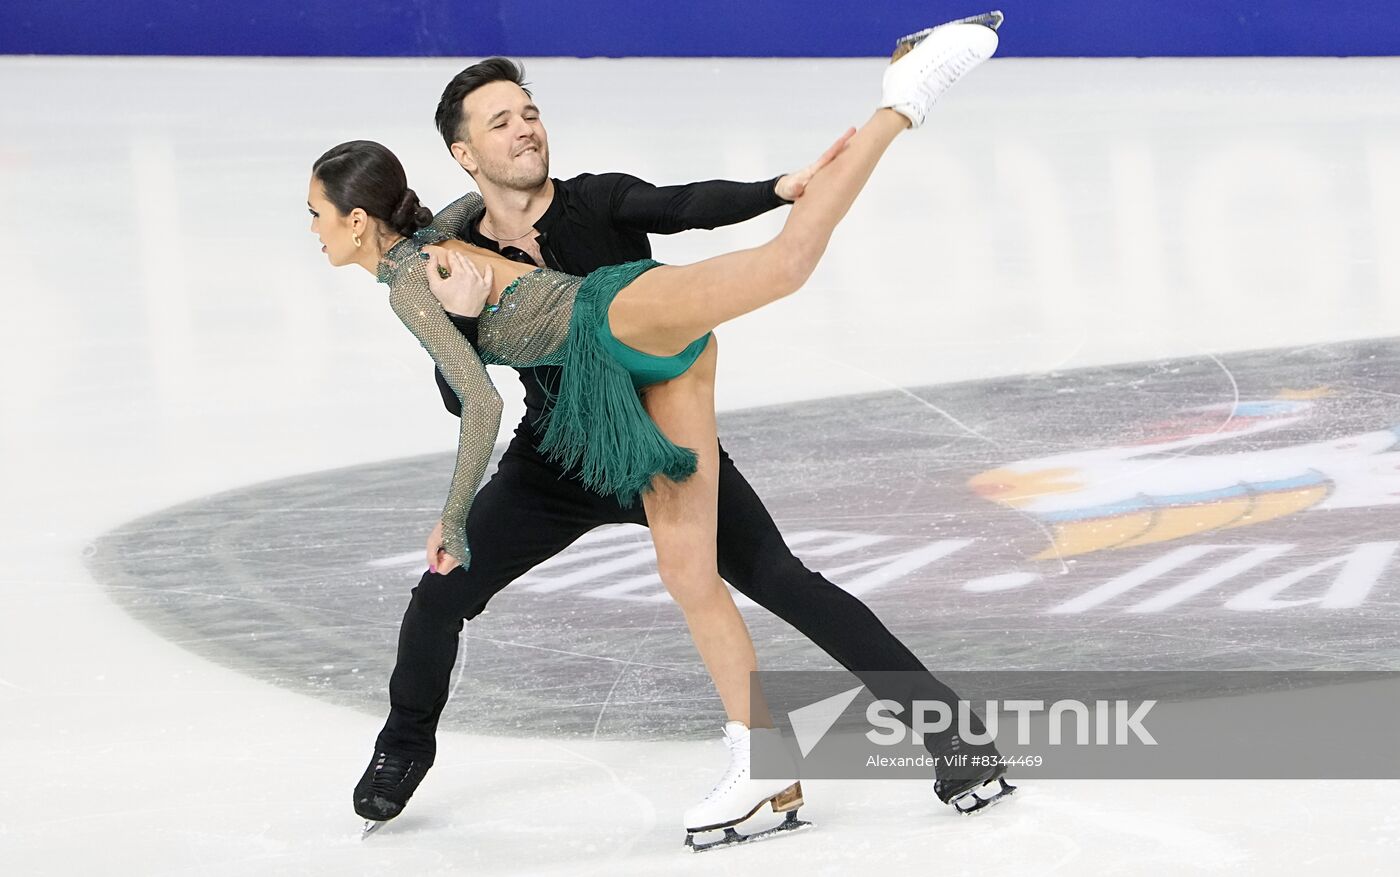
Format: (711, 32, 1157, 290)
(354, 750, 431, 838)
(935, 761, 1016, 815)
(930, 730, 1016, 815)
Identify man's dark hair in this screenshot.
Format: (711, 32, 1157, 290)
(435, 57, 532, 150)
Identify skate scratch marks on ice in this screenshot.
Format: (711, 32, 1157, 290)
(530, 735, 658, 863)
(448, 614, 472, 705)
(461, 633, 683, 674)
(809, 352, 1079, 570)
(104, 583, 394, 628)
(786, 347, 1006, 447)
(1332, 383, 1400, 401)
(999, 624, 1391, 667)
(590, 602, 667, 739)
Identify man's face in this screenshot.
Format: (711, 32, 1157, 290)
(453, 80, 549, 190)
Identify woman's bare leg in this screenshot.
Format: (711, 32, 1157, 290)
(609, 109, 909, 356)
(619, 111, 911, 713)
(638, 336, 772, 727)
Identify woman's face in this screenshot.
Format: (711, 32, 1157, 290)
(307, 176, 360, 267)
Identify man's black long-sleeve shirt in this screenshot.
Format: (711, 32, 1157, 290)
(437, 172, 787, 434)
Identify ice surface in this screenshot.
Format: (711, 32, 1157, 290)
(3, 55, 1398, 874)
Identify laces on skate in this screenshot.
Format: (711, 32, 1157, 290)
(354, 750, 430, 839)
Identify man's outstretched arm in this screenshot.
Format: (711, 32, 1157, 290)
(604, 129, 855, 233)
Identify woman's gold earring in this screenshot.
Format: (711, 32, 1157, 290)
(352, 233, 362, 248)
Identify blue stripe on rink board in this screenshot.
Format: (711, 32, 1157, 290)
(3, 1, 1398, 58)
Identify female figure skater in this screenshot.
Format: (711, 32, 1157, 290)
(310, 14, 1007, 844)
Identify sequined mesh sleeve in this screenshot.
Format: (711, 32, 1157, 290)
(384, 248, 502, 566)
(432, 192, 484, 239)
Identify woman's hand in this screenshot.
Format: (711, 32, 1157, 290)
(424, 246, 493, 318)
(425, 520, 461, 575)
(774, 127, 857, 201)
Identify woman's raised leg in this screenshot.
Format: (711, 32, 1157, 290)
(608, 16, 1000, 357)
(608, 109, 908, 356)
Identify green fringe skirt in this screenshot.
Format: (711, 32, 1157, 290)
(535, 259, 710, 506)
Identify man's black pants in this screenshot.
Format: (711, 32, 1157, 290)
(376, 434, 976, 762)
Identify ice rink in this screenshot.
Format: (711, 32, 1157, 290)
(3, 54, 1399, 874)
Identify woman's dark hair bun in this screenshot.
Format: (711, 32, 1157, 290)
(312, 140, 434, 239)
(391, 188, 434, 236)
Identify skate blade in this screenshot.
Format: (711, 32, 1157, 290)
(684, 809, 812, 853)
(361, 819, 387, 840)
(894, 10, 1005, 57)
(952, 776, 1016, 814)
(956, 10, 1005, 32)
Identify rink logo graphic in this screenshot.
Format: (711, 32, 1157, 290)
(373, 527, 977, 603)
(1043, 541, 1398, 614)
(370, 532, 1399, 615)
(970, 393, 1400, 559)
(96, 341, 1400, 743)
